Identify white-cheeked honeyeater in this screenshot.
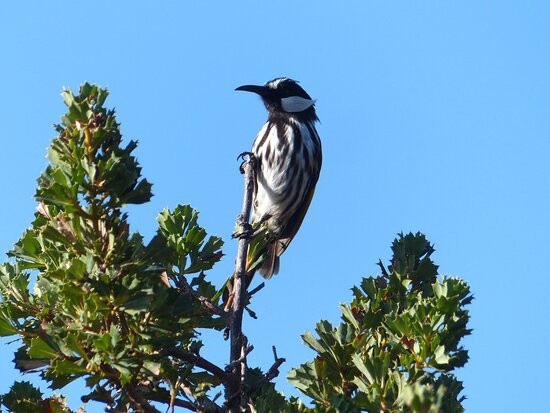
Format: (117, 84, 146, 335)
(236, 78, 322, 279)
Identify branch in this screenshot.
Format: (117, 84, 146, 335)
(249, 346, 286, 399)
(170, 271, 228, 320)
(244, 282, 265, 319)
(248, 282, 265, 299)
(159, 347, 234, 385)
(227, 152, 256, 412)
(124, 383, 161, 413)
(170, 397, 223, 412)
(143, 387, 222, 413)
(265, 346, 286, 382)
(99, 365, 161, 412)
(244, 306, 257, 319)
(225, 340, 254, 372)
(171, 398, 197, 411)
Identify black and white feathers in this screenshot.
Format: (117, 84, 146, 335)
(236, 78, 322, 278)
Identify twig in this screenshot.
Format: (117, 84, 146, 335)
(224, 337, 254, 411)
(244, 306, 257, 319)
(240, 337, 249, 410)
(145, 393, 203, 413)
(159, 347, 234, 385)
(249, 346, 286, 399)
(170, 271, 228, 320)
(171, 398, 198, 411)
(248, 282, 265, 298)
(227, 152, 256, 412)
(225, 340, 254, 372)
(99, 365, 160, 412)
(143, 388, 218, 413)
(266, 346, 286, 382)
(124, 383, 162, 413)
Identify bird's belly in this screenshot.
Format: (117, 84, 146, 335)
(252, 165, 304, 234)
(250, 119, 319, 235)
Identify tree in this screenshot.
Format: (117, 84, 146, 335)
(0, 84, 472, 412)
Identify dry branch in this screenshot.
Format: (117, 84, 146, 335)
(226, 153, 256, 412)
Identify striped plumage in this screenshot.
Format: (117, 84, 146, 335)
(236, 78, 322, 279)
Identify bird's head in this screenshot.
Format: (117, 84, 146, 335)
(236, 77, 318, 121)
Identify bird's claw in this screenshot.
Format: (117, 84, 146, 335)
(237, 151, 254, 161)
(237, 152, 256, 174)
(232, 221, 254, 239)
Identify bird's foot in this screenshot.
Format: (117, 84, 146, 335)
(237, 151, 256, 174)
(232, 221, 255, 239)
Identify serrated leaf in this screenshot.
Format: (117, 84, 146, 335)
(110, 324, 121, 348)
(351, 354, 375, 385)
(0, 313, 18, 336)
(93, 334, 112, 353)
(52, 359, 88, 375)
(1, 381, 43, 411)
(433, 345, 450, 365)
(340, 304, 360, 330)
(113, 363, 132, 385)
(143, 360, 161, 376)
(28, 338, 58, 359)
(301, 332, 326, 354)
(120, 293, 151, 315)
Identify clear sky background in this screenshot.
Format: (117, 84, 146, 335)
(1, 1, 548, 412)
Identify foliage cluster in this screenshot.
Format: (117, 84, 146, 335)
(284, 234, 471, 412)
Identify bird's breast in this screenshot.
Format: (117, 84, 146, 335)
(251, 120, 321, 227)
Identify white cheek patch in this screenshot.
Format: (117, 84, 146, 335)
(280, 96, 316, 112)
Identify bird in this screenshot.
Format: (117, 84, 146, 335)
(236, 78, 322, 279)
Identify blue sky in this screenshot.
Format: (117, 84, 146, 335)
(1, 1, 548, 411)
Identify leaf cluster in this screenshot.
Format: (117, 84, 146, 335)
(0, 381, 74, 413)
(0, 84, 225, 411)
(284, 233, 472, 413)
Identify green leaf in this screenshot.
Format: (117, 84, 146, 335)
(121, 178, 153, 205)
(1, 381, 43, 412)
(433, 345, 450, 365)
(120, 293, 151, 315)
(301, 332, 326, 354)
(51, 359, 88, 375)
(113, 359, 138, 386)
(351, 354, 375, 385)
(0, 313, 18, 336)
(93, 334, 113, 353)
(313, 356, 327, 380)
(340, 304, 360, 330)
(143, 360, 161, 376)
(28, 337, 58, 359)
(110, 324, 121, 348)
(335, 322, 354, 345)
(113, 363, 132, 385)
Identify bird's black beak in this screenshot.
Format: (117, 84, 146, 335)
(235, 85, 270, 97)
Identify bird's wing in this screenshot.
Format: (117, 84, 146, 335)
(276, 180, 318, 257)
(277, 123, 322, 257)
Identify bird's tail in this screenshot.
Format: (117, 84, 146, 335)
(245, 229, 289, 286)
(257, 242, 280, 279)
